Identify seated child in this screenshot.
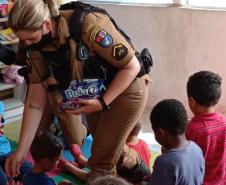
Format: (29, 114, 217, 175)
(148, 99, 205, 185)
(117, 122, 151, 183)
(87, 175, 131, 185)
(186, 71, 226, 185)
(23, 132, 73, 185)
(126, 121, 150, 167)
(58, 122, 151, 184)
(0, 101, 31, 185)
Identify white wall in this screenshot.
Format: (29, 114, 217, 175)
(91, 4, 226, 128)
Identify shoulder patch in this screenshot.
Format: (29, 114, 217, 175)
(95, 29, 113, 48)
(112, 44, 128, 61)
(89, 26, 113, 48)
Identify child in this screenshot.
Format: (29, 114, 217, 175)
(117, 123, 151, 183)
(23, 132, 73, 185)
(58, 123, 151, 183)
(186, 71, 226, 185)
(0, 101, 32, 185)
(126, 122, 150, 167)
(148, 99, 205, 185)
(87, 175, 132, 185)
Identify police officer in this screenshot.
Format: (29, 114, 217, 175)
(5, 0, 151, 180)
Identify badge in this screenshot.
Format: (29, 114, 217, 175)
(95, 29, 113, 48)
(89, 27, 113, 48)
(112, 44, 128, 61)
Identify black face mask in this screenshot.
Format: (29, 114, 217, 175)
(26, 31, 53, 51)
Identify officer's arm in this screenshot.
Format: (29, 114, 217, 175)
(103, 55, 140, 105)
(82, 13, 140, 105)
(17, 81, 47, 156)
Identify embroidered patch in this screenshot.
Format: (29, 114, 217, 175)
(95, 29, 113, 48)
(112, 44, 128, 61)
(89, 26, 101, 41)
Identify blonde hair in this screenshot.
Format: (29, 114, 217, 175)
(8, 0, 59, 31)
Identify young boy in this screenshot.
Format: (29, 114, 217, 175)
(149, 99, 205, 185)
(0, 101, 32, 185)
(126, 122, 150, 167)
(186, 71, 226, 185)
(23, 132, 73, 185)
(117, 123, 151, 183)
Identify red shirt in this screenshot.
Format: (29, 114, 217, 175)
(127, 139, 151, 167)
(186, 112, 226, 185)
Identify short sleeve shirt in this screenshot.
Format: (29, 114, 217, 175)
(149, 141, 205, 185)
(23, 170, 56, 185)
(82, 12, 135, 68)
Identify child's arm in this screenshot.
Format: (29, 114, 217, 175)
(63, 161, 88, 181)
(70, 144, 88, 167)
(78, 155, 88, 167)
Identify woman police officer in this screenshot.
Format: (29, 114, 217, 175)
(5, 0, 151, 180)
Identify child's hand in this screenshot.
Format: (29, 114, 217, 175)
(58, 180, 74, 185)
(0, 123, 4, 136)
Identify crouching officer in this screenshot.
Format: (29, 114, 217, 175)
(5, 0, 152, 181)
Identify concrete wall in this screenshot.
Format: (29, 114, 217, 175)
(58, 1, 226, 131)
(90, 4, 226, 129)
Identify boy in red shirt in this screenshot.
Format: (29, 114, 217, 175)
(126, 122, 150, 167)
(186, 70, 226, 185)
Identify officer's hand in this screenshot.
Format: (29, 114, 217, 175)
(5, 150, 25, 177)
(66, 98, 102, 115)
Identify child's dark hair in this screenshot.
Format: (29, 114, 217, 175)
(30, 132, 63, 162)
(87, 175, 131, 185)
(150, 99, 188, 136)
(187, 71, 222, 106)
(129, 122, 142, 136)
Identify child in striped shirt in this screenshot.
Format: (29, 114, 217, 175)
(186, 70, 226, 185)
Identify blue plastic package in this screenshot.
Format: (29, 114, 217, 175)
(60, 79, 105, 110)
